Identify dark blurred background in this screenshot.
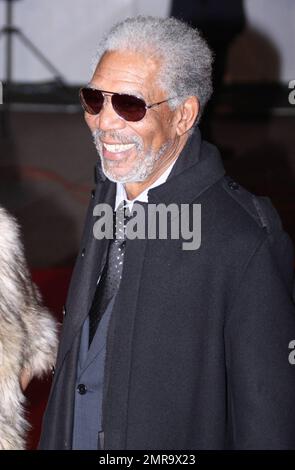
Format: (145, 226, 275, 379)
(0, 0, 294, 449)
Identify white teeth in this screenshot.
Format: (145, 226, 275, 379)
(104, 143, 135, 153)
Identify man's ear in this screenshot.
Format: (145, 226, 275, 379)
(175, 96, 199, 136)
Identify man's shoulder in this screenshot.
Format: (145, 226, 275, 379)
(213, 175, 284, 238)
(203, 176, 294, 289)
(198, 173, 292, 264)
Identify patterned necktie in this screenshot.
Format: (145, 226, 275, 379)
(88, 200, 131, 346)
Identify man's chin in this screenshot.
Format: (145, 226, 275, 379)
(99, 148, 157, 183)
(101, 164, 136, 183)
(102, 160, 129, 181)
(102, 164, 148, 184)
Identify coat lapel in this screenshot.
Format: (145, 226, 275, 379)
(57, 174, 116, 369)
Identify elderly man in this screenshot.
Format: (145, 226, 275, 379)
(39, 16, 295, 450)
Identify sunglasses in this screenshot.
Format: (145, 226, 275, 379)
(79, 87, 175, 122)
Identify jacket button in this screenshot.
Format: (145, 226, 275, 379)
(91, 189, 95, 199)
(51, 365, 55, 377)
(62, 305, 66, 316)
(228, 180, 239, 190)
(81, 248, 86, 258)
(77, 383, 87, 395)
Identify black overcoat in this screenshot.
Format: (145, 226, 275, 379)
(39, 129, 295, 450)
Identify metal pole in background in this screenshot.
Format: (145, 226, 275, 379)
(5, 0, 13, 85)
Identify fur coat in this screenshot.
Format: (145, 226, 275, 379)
(0, 207, 58, 450)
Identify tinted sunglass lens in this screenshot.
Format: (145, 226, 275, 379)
(80, 88, 104, 115)
(113, 94, 146, 121)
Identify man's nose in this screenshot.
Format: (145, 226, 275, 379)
(92, 95, 126, 131)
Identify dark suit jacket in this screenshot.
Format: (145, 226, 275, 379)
(39, 128, 295, 450)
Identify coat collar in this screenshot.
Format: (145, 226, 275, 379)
(148, 127, 225, 205)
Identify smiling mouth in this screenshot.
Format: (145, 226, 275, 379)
(102, 142, 137, 161)
(103, 143, 135, 153)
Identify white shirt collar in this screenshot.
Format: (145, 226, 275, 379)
(115, 158, 177, 211)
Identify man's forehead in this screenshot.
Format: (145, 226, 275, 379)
(91, 50, 162, 97)
(93, 61, 147, 86)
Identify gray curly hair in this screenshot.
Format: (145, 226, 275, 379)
(93, 16, 213, 123)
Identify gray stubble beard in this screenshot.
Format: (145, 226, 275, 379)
(92, 129, 171, 183)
